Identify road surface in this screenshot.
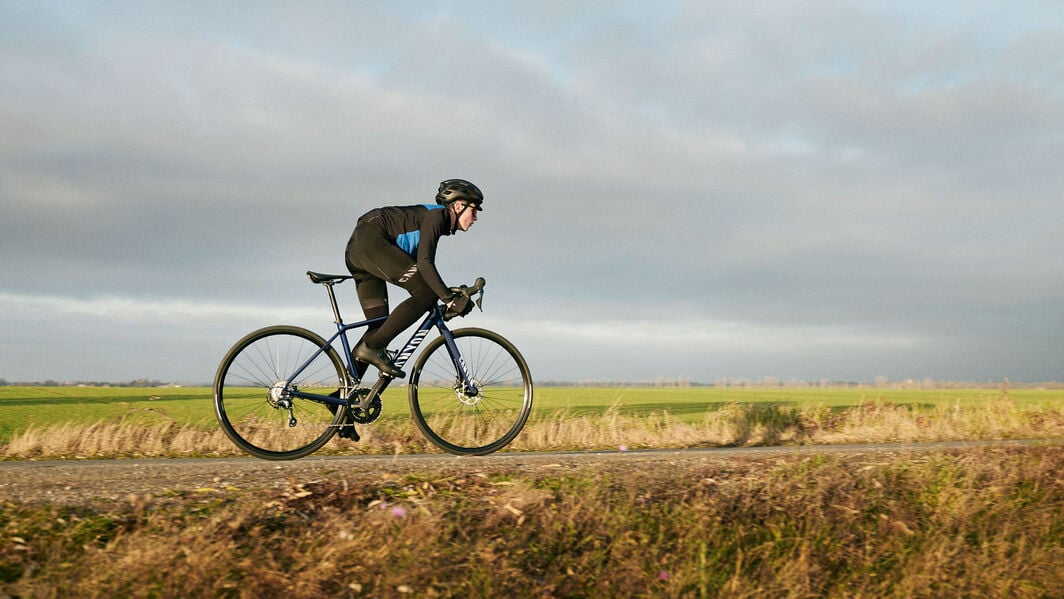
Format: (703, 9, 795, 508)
(2, 439, 1055, 506)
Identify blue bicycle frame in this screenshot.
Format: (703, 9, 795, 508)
(283, 304, 479, 410)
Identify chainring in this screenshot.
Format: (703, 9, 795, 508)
(348, 393, 383, 424)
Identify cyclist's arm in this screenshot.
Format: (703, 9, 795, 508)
(415, 210, 453, 301)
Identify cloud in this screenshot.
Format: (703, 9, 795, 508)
(2, 2, 1062, 382)
(0, 291, 317, 325)
(483, 315, 925, 352)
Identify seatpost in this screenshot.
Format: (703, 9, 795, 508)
(323, 282, 344, 324)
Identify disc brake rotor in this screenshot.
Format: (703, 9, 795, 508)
(267, 381, 290, 408)
(455, 379, 483, 406)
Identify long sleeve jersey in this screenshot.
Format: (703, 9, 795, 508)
(356, 204, 454, 299)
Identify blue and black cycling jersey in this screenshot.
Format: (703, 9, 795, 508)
(389, 204, 445, 257)
(346, 203, 454, 301)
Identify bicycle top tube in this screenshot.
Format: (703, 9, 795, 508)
(338, 314, 388, 330)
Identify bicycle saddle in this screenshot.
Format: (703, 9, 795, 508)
(306, 271, 353, 284)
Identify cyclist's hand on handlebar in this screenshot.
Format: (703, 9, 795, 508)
(443, 277, 485, 320)
(448, 277, 485, 298)
(443, 293, 473, 320)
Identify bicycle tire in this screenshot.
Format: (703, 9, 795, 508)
(408, 327, 533, 455)
(213, 325, 348, 460)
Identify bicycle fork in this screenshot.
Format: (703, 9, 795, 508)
(421, 311, 480, 398)
(440, 332, 480, 398)
(364, 310, 480, 403)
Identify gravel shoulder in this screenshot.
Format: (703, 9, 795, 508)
(3, 440, 1056, 507)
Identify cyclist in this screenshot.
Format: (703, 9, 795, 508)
(344, 178, 482, 379)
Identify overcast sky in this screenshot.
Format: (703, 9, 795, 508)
(2, 1, 1062, 385)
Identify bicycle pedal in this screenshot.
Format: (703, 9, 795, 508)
(337, 425, 360, 441)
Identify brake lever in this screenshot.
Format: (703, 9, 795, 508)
(448, 278, 485, 312)
(473, 276, 485, 311)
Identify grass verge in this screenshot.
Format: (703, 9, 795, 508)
(2, 445, 1062, 597)
(3, 395, 1063, 460)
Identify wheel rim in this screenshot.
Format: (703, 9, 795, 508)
(216, 329, 345, 457)
(411, 330, 531, 454)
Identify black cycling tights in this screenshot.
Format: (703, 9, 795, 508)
(346, 224, 437, 351)
(354, 276, 435, 350)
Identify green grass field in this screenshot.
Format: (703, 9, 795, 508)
(4, 387, 1064, 595)
(3, 384, 1062, 444)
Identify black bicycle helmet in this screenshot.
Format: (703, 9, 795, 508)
(436, 179, 484, 209)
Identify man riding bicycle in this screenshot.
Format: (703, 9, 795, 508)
(344, 178, 482, 380)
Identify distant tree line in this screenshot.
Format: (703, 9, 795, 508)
(0, 379, 178, 388)
(0, 377, 1059, 389)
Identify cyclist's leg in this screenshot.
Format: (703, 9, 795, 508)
(363, 274, 435, 349)
(346, 226, 428, 376)
(346, 224, 400, 350)
(351, 276, 388, 379)
(347, 225, 437, 350)
(354, 277, 389, 333)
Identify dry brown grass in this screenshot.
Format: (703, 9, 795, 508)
(2, 445, 1062, 597)
(4, 400, 1064, 460)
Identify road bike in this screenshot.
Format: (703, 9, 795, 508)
(213, 271, 533, 460)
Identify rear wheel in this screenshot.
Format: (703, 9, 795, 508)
(213, 325, 348, 460)
(408, 328, 533, 455)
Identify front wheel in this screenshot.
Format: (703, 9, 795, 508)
(408, 328, 533, 455)
(213, 325, 348, 460)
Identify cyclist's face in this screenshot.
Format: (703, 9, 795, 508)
(453, 201, 480, 232)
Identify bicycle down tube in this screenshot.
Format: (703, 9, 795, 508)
(285, 306, 475, 408)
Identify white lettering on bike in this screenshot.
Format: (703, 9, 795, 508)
(398, 328, 430, 365)
(457, 356, 476, 392)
